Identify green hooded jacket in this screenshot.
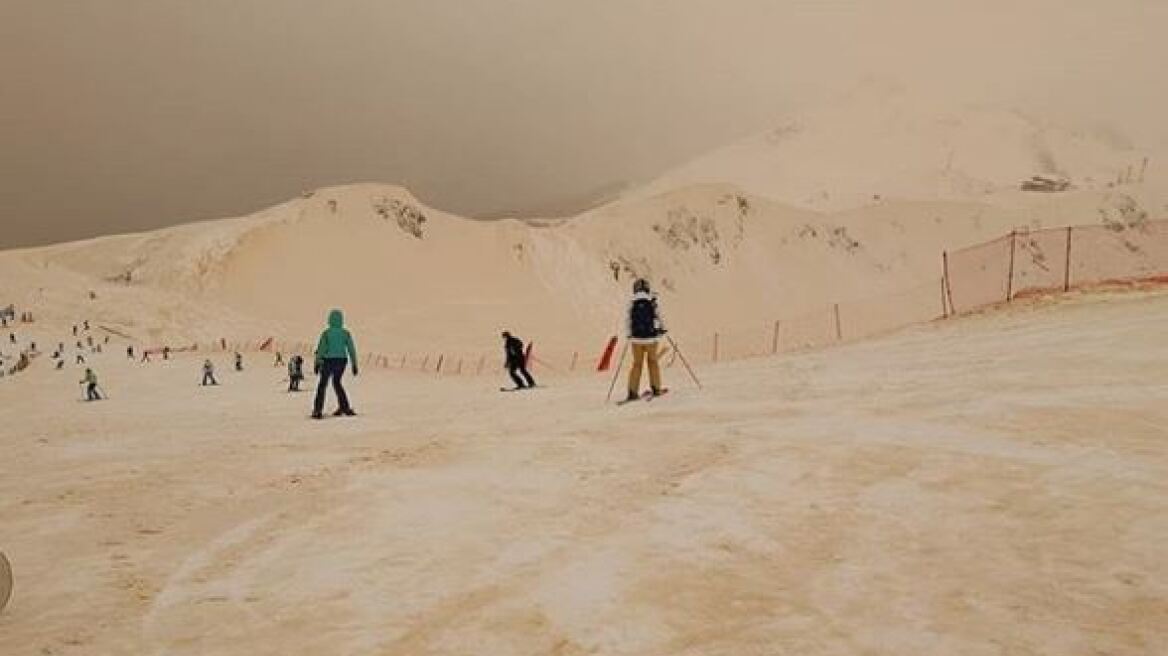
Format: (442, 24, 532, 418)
(316, 310, 358, 362)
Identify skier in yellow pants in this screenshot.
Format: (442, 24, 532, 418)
(625, 278, 667, 402)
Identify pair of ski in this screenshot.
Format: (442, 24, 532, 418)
(616, 388, 669, 406)
(499, 385, 540, 393)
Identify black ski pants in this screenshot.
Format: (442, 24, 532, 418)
(507, 359, 535, 389)
(314, 358, 352, 415)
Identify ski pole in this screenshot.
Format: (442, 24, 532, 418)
(605, 341, 630, 403)
(666, 335, 702, 390)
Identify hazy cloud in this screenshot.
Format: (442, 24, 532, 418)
(2, 0, 1164, 247)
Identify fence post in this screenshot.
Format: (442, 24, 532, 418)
(420, 355, 429, 371)
(943, 251, 956, 316)
(570, 351, 578, 371)
(1063, 226, 1073, 292)
(833, 303, 843, 341)
(435, 354, 444, 374)
(771, 320, 781, 354)
(456, 358, 463, 375)
(1006, 230, 1017, 302)
(712, 332, 719, 362)
(399, 354, 406, 369)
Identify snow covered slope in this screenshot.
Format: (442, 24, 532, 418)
(633, 87, 1159, 212)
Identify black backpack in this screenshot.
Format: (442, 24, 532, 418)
(630, 297, 658, 339)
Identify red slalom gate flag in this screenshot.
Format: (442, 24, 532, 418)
(596, 336, 618, 372)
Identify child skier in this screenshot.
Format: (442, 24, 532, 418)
(288, 355, 305, 392)
(80, 368, 101, 401)
(202, 360, 218, 386)
(234, 352, 243, 371)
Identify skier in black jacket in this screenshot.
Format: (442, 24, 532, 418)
(501, 331, 536, 390)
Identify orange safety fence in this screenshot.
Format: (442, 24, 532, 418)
(179, 219, 1166, 377)
(946, 219, 1168, 312)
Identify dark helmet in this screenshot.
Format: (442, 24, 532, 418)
(501, 330, 511, 339)
(633, 278, 650, 294)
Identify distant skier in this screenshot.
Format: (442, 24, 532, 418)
(625, 278, 667, 402)
(72, 325, 78, 336)
(311, 309, 358, 419)
(75, 353, 86, 365)
(80, 368, 101, 401)
(274, 352, 284, 367)
(500, 331, 536, 390)
(234, 352, 243, 371)
(201, 360, 218, 386)
(287, 355, 305, 392)
(126, 345, 134, 359)
(163, 346, 171, 361)
(83, 320, 90, 331)
(7, 333, 13, 344)
(141, 350, 151, 363)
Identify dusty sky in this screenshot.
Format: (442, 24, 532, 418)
(2, 0, 1165, 248)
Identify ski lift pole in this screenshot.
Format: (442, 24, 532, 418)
(604, 341, 630, 403)
(666, 335, 702, 390)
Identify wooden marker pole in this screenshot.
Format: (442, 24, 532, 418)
(1006, 230, 1017, 302)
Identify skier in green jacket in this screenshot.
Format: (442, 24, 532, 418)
(80, 368, 101, 401)
(312, 309, 358, 419)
